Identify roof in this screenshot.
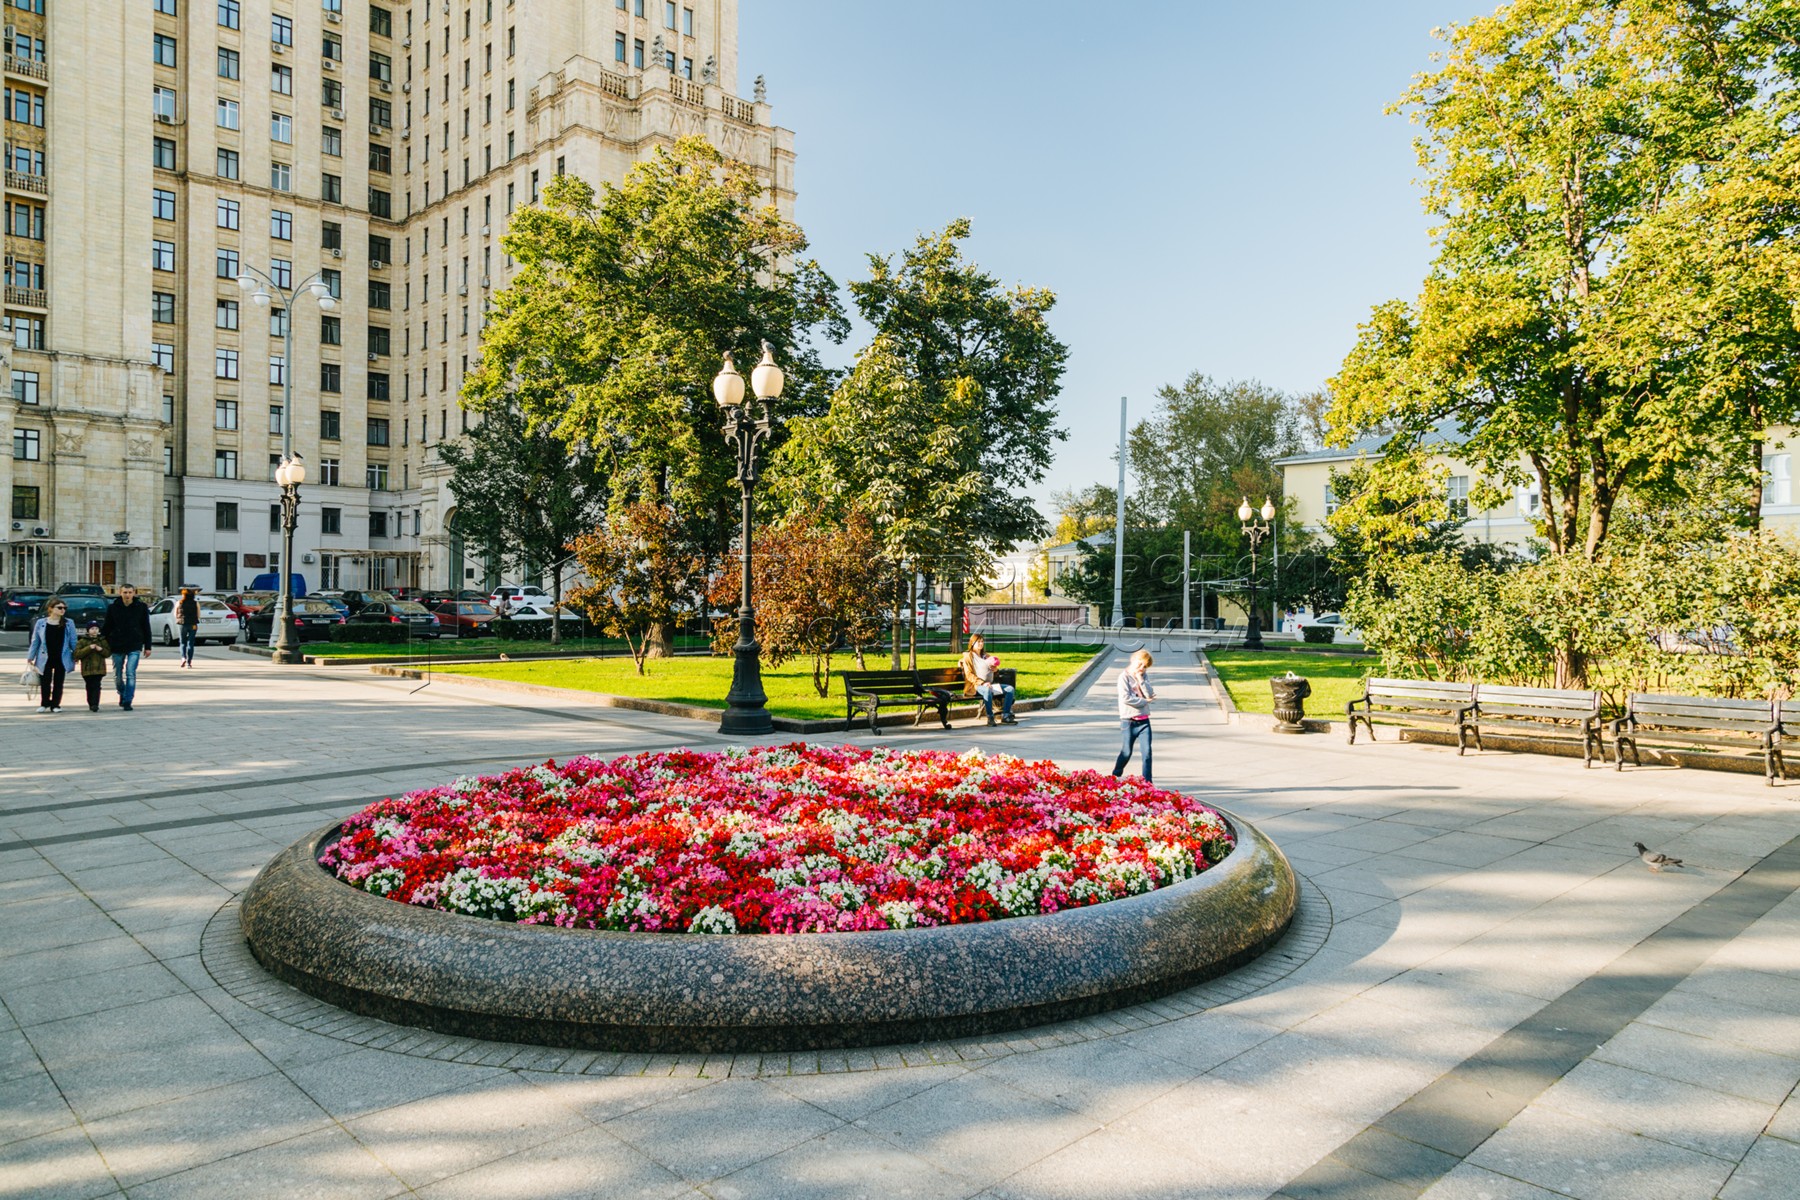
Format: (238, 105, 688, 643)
(1273, 417, 1468, 468)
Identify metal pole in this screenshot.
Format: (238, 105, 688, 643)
(1110, 397, 1127, 628)
(719, 403, 773, 736)
(271, 278, 300, 663)
(1182, 529, 1190, 632)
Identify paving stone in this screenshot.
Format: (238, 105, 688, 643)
(1468, 1104, 1736, 1200)
(1591, 1021, 1800, 1105)
(602, 1077, 846, 1183)
(1535, 1058, 1776, 1160)
(1720, 1134, 1800, 1199)
(79, 1073, 335, 1188)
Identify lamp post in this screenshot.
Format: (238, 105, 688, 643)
(1237, 495, 1277, 651)
(235, 266, 335, 661)
(714, 342, 783, 736)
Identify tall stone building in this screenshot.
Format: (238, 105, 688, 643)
(1, 0, 791, 594)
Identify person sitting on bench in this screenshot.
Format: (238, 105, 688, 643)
(961, 633, 1015, 725)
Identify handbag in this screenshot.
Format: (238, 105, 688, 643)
(21, 665, 41, 696)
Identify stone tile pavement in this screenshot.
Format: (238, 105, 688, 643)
(1, 643, 1797, 1198)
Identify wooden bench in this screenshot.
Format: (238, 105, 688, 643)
(1609, 694, 1787, 785)
(1346, 678, 1476, 752)
(840, 668, 966, 734)
(1469, 685, 1604, 767)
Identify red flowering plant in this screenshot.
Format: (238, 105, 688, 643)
(319, 745, 1236, 935)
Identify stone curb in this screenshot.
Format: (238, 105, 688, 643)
(1197, 650, 1335, 734)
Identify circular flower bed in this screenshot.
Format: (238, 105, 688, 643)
(319, 745, 1236, 935)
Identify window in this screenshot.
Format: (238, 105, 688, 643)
(164, 446, 174, 476)
(1517, 484, 1542, 517)
(369, 510, 388, 537)
(216, 148, 240, 180)
(367, 417, 390, 445)
(681, 57, 692, 79)
(507, 78, 515, 109)
(214, 399, 238, 431)
(270, 259, 291, 288)
(370, 52, 391, 84)
(268, 355, 285, 385)
(7, 314, 44, 349)
(216, 198, 239, 229)
(269, 503, 281, 532)
(269, 307, 288, 336)
(369, 188, 392, 218)
(322, 78, 342, 109)
(153, 136, 177, 170)
(153, 86, 178, 123)
(218, 0, 239, 30)
(215, 298, 238, 329)
(321, 173, 342, 204)
(11, 369, 38, 404)
(370, 98, 392, 128)
(683, 6, 693, 35)
(635, 0, 645, 14)
(371, 6, 392, 37)
(272, 64, 293, 95)
(271, 14, 293, 46)
(154, 0, 177, 13)
(318, 458, 340, 486)
(270, 161, 292, 191)
(150, 344, 174, 373)
(320, 506, 342, 533)
(217, 47, 239, 80)
(268, 404, 284, 435)
(369, 281, 391, 309)
(321, 410, 341, 440)
(321, 363, 341, 393)
(321, 268, 341, 299)
(272, 114, 293, 144)
(321, 314, 341, 344)
(215, 247, 239, 279)
(152, 292, 175, 323)
(270, 208, 292, 240)
(1765, 454, 1793, 507)
(151, 239, 175, 272)
(216, 98, 239, 129)
(1446, 475, 1470, 520)
(366, 464, 389, 491)
(369, 143, 391, 173)
(369, 235, 392, 264)
(316, 126, 341, 158)
(664, 2, 676, 27)
(153, 189, 177, 221)
(163, 395, 175, 425)
(13, 428, 39, 461)
(633, 38, 643, 68)
(11, 485, 39, 520)
(153, 34, 178, 68)
(323, 33, 342, 61)
(5, 259, 42, 290)
(368, 325, 390, 355)
(214, 348, 239, 379)
(215, 450, 238, 479)
(322, 221, 343, 251)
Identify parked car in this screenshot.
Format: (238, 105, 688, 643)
(54, 582, 107, 597)
(490, 585, 549, 609)
(338, 589, 397, 615)
(147, 595, 240, 645)
(1, 588, 51, 630)
(244, 598, 345, 643)
(59, 595, 112, 628)
(431, 600, 498, 637)
(210, 592, 274, 621)
(504, 601, 584, 626)
(346, 600, 442, 638)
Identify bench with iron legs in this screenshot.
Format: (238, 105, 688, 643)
(1609, 694, 1787, 786)
(840, 668, 965, 734)
(1469, 685, 1604, 767)
(1346, 678, 1477, 752)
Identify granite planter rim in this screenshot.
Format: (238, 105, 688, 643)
(241, 804, 1296, 1052)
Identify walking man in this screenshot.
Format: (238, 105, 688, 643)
(101, 583, 153, 710)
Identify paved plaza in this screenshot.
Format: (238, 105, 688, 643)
(2, 645, 1798, 1199)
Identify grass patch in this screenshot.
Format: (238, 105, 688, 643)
(303, 635, 712, 658)
(1208, 650, 1373, 717)
(436, 647, 1102, 721)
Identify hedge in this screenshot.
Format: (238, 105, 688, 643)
(328, 624, 409, 644)
(1301, 624, 1337, 645)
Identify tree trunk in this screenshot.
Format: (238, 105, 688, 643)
(1748, 436, 1764, 530)
(907, 572, 918, 671)
(949, 579, 964, 656)
(646, 622, 673, 658)
(891, 569, 904, 669)
(1554, 643, 1588, 690)
(549, 564, 562, 647)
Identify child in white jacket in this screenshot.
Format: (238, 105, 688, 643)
(1111, 649, 1156, 783)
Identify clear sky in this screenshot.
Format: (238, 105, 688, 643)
(738, 0, 1478, 515)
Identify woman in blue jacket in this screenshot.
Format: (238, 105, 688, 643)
(25, 596, 76, 713)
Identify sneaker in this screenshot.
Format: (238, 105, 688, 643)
(1001, 715, 1017, 724)
(88, 706, 99, 713)
(36, 706, 47, 713)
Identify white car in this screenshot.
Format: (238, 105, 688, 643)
(506, 601, 583, 624)
(490, 585, 549, 608)
(147, 595, 241, 645)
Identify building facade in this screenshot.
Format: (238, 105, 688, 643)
(2, 0, 790, 595)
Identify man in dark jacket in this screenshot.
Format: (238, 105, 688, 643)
(101, 583, 153, 710)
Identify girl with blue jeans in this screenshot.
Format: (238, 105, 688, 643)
(1111, 649, 1156, 783)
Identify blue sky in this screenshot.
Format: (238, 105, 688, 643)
(739, 0, 1475, 513)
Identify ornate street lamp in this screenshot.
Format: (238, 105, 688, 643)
(272, 455, 308, 664)
(1237, 495, 1277, 651)
(715, 342, 782, 735)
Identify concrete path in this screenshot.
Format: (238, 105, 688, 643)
(2, 645, 1797, 1199)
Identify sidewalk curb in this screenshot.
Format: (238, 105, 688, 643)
(1198, 650, 1335, 734)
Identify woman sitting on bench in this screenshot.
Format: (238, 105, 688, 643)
(960, 633, 1016, 726)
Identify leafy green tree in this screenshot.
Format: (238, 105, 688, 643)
(1127, 374, 1301, 533)
(437, 403, 605, 644)
(566, 504, 707, 674)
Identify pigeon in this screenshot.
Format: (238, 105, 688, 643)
(1633, 842, 1683, 872)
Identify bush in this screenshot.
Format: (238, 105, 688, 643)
(328, 624, 408, 644)
(1301, 624, 1337, 645)
(492, 618, 554, 641)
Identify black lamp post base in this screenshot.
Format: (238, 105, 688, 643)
(1244, 615, 1265, 651)
(718, 706, 775, 736)
(272, 646, 304, 665)
(719, 636, 774, 737)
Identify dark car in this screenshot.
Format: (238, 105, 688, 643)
(244, 598, 345, 643)
(59, 595, 112, 626)
(2, 588, 51, 630)
(348, 600, 441, 637)
(54, 582, 107, 597)
(309, 592, 353, 619)
(431, 600, 496, 637)
(339, 589, 398, 615)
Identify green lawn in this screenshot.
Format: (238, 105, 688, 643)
(436, 647, 1101, 721)
(1208, 650, 1373, 717)
(303, 634, 712, 658)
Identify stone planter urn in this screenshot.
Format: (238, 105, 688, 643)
(1270, 672, 1312, 734)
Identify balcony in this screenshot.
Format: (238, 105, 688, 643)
(5, 55, 47, 82)
(5, 170, 46, 196)
(5, 285, 46, 308)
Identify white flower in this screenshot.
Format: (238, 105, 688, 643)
(688, 905, 738, 935)
(879, 900, 922, 929)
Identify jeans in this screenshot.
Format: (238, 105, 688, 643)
(179, 626, 196, 665)
(112, 651, 141, 707)
(38, 663, 65, 709)
(1112, 718, 1153, 783)
(976, 682, 1015, 719)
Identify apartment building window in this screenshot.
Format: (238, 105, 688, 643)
(321, 173, 342, 204)
(215, 298, 238, 329)
(12, 369, 37, 404)
(218, 0, 239, 30)
(633, 39, 643, 68)
(215, 450, 238, 479)
(218, 47, 240, 80)
(215, 502, 239, 531)
(367, 372, 391, 403)
(320, 457, 342, 486)
(269, 503, 280, 532)
(323, 34, 342, 62)
(506, 26, 515, 55)
(153, 34, 178, 68)
(164, 446, 174, 475)
(215, 247, 239, 279)
(270, 209, 292, 240)
(506, 132, 514, 161)
(153, 137, 176, 170)
(370, 98, 392, 128)
(320, 506, 341, 533)
(368, 234, 391, 265)
(270, 162, 292, 191)
(150, 344, 174, 373)
(1765, 454, 1793, 507)
(1517, 484, 1542, 516)
(216, 198, 239, 228)
(506, 78, 515, 109)
(1446, 475, 1470, 520)
(321, 314, 341, 343)
(214, 348, 239, 380)
(152, 292, 175, 323)
(322, 221, 342, 251)
(322, 79, 343, 109)
(153, 87, 178, 122)
(272, 64, 292, 94)
(216, 98, 239, 129)
(370, 53, 392, 84)
(215, 399, 238, 430)
(151, 240, 175, 272)
(506, 183, 514, 212)
(681, 58, 692, 79)
(268, 405, 283, 434)
(216, 148, 240, 180)
(367, 417, 390, 446)
(162, 394, 174, 424)
(634, 0, 645, 14)
(371, 6, 392, 37)
(270, 259, 291, 288)
(272, 114, 293, 144)
(5, 259, 40, 290)
(369, 143, 391, 174)
(367, 510, 388, 538)
(11, 485, 38, 519)
(321, 410, 341, 441)
(615, 33, 625, 63)
(366, 464, 389, 492)
(270, 306, 288, 336)
(271, 14, 293, 46)
(320, 268, 341, 299)
(369, 281, 390, 309)
(683, 6, 693, 35)
(6, 314, 43, 349)
(368, 326, 390, 355)
(268, 355, 285, 385)
(154, 0, 177, 13)
(321, 364, 341, 393)
(13, 428, 39, 461)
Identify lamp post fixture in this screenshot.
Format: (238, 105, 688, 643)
(1237, 495, 1277, 651)
(714, 342, 783, 736)
(236, 265, 336, 662)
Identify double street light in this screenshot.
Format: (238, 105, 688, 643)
(713, 342, 784, 736)
(1237, 495, 1277, 651)
(235, 265, 336, 664)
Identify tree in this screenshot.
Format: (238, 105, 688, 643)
(706, 509, 890, 697)
(437, 402, 605, 644)
(566, 504, 707, 674)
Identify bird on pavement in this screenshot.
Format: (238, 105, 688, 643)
(1633, 842, 1683, 872)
